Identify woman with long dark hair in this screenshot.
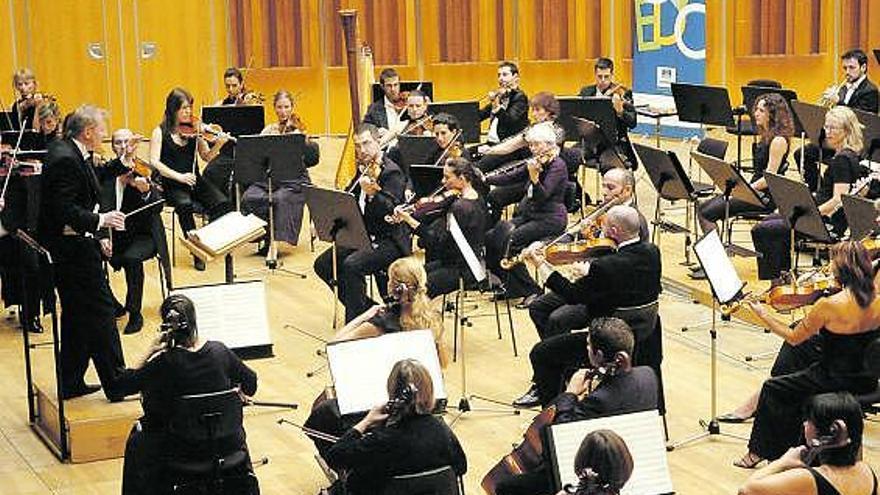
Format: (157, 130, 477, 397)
(736, 241, 880, 468)
(149, 87, 231, 270)
(558, 430, 634, 495)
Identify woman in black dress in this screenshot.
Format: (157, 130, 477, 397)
(149, 87, 231, 270)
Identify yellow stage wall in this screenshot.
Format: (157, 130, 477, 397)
(2, 0, 879, 136)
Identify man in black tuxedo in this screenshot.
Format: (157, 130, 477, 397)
(363, 68, 403, 138)
(38, 105, 128, 401)
(577, 57, 638, 171)
(513, 205, 661, 407)
(97, 128, 170, 335)
(476, 61, 530, 173)
(313, 123, 411, 323)
(494, 317, 658, 495)
(797, 48, 880, 191)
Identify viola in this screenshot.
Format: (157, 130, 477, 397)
(410, 190, 459, 222)
(481, 406, 557, 494)
(178, 118, 236, 143)
(721, 272, 841, 316)
(544, 238, 617, 265)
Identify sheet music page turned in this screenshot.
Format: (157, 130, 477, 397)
(326, 330, 446, 415)
(548, 410, 674, 495)
(172, 281, 272, 350)
(187, 211, 266, 254)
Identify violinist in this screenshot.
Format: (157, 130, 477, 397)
(216, 67, 247, 106)
(514, 206, 661, 408)
(363, 68, 403, 137)
(558, 430, 634, 495)
(385, 112, 470, 181)
(322, 359, 467, 495)
(491, 318, 657, 495)
(577, 58, 637, 171)
(10, 68, 43, 130)
(735, 241, 880, 468)
(751, 106, 866, 282)
(149, 87, 232, 271)
(480, 61, 529, 148)
(96, 128, 168, 335)
(313, 123, 410, 323)
(241, 90, 320, 249)
(485, 123, 568, 306)
(34, 100, 62, 149)
(739, 392, 877, 495)
(378, 90, 433, 149)
(389, 158, 488, 298)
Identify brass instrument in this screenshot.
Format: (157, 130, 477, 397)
(818, 77, 844, 108)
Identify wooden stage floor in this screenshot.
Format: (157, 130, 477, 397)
(1, 134, 878, 494)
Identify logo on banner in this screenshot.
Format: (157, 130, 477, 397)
(635, 0, 706, 61)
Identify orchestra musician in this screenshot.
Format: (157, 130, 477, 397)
(116, 294, 259, 495)
(513, 205, 661, 408)
(240, 90, 320, 249)
(478, 61, 529, 171)
(751, 106, 865, 282)
(217, 67, 246, 106)
(363, 68, 404, 136)
(10, 68, 44, 130)
(313, 123, 410, 323)
(149, 87, 232, 271)
(385, 112, 471, 184)
(97, 128, 168, 335)
(37, 104, 128, 401)
(389, 158, 488, 299)
(34, 100, 62, 149)
(738, 392, 877, 495)
(203, 67, 255, 196)
(377, 90, 434, 150)
(577, 57, 638, 171)
(557, 430, 634, 495)
(735, 241, 880, 468)
(485, 123, 569, 307)
(493, 318, 657, 495)
(323, 359, 467, 495)
(796, 49, 879, 192)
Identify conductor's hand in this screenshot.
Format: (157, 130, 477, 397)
(99, 238, 113, 258)
(177, 172, 197, 187)
(565, 369, 591, 397)
(354, 404, 389, 433)
(99, 211, 126, 231)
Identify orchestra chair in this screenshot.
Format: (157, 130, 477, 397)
(855, 337, 880, 416)
(612, 300, 668, 437)
(442, 269, 517, 361)
(164, 203, 208, 267)
(165, 388, 259, 495)
(381, 465, 463, 495)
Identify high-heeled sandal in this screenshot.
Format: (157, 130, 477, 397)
(733, 452, 765, 469)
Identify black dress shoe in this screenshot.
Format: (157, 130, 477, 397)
(123, 313, 144, 335)
(515, 293, 539, 310)
(27, 317, 43, 334)
(193, 256, 206, 271)
(512, 384, 541, 408)
(61, 383, 102, 400)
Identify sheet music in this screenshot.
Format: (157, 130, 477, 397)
(172, 281, 272, 350)
(694, 229, 744, 304)
(188, 211, 266, 252)
(548, 410, 674, 495)
(327, 330, 446, 415)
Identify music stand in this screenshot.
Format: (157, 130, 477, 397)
(409, 164, 444, 198)
(397, 135, 440, 171)
(234, 134, 306, 278)
(854, 109, 880, 161)
(428, 101, 480, 143)
(1, 130, 41, 150)
(668, 229, 749, 451)
(790, 101, 829, 176)
(0, 112, 15, 132)
(765, 171, 835, 275)
(671, 83, 745, 169)
(691, 151, 764, 257)
(372, 81, 434, 104)
(842, 194, 876, 240)
(201, 105, 265, 186)
(304, 185, 372, 329)
(873, 48, 880, 66)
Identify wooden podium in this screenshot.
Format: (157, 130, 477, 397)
(32, 379, 141, 463)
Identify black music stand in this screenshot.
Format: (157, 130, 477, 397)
(1, 130, 41, 150)
(691, 151, 764, 257)
(854, 109, 880, 161)
(790, 100, 829, 176)
(409, 165, 445, 198)
(372, 81, 434, 103)
(201, 105, 265, 189)
(397, 135, 440, 172)
(0, 111, 15, 132)
(873, 48, 880, 66)
(304, 185, 372, 329)
(429, 101, 480, 143)
(559, 97, 619, 145)
(765, 171, 835, 275)
(234, 134, 306, 278)
(842, 194, 876, 240)
(671, 83, 744, 170)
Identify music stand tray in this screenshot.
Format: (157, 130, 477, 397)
(691, 151, 764, 207)
(201, 105, 266, 137)
(409, 164, 444, 198)
(842, 194, 876, 240)
(558, 97, 618, 144)
(634, 143, 695, 201)
(671, 83, 735, 128)
(1, 130, 41, 151)
(0, 112, 15, 132)
(372, 81, 434, 104)
(854, 109, 880, 160)
(428, 100, 480, 143)
(234, 134, 305, 187)
(397, 135, 440, 170)
(789, 101, 827, 145)
(303, 186, 371, 252)
(764, 172, 833, 243)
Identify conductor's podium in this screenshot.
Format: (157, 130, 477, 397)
(33, 378, 140, 463)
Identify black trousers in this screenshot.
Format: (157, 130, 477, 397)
(202, 155, 235, 197)
(488, 183, 528, 226)
(163, 176, 231, 234)
(314, 239, 404, 323)
(486, 217, 565, 299)
(530, 332, 589, 406)
(751, 214, 791, 280)
(426, 260, 475, 299)
(528, 291, 590, 340)
(697, 194, 771, 234)
(793, 143, 833, 193)
(53, 238, 125, 399)
(0, 236, 52, 326)
(109, 233, 157, 315)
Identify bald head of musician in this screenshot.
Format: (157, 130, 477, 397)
(602, 168, 635, 205)
(601, 205, 641, 245)
(379, 68, 401, 102)
(64, 105, 108, 152)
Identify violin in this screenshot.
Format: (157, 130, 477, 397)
(178, 118, 237, 143)
(18, 92, 55, 110)
(721, 270, 841, 316)
(544, 238, 617, 265)
(236, 90, 265, 106)
(386, 187, 460, 224)
(279, 113, 307, 134)
(481, 406, 556, 495)
(392, 90, 410, 112)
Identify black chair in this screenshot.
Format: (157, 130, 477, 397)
(165, 388, 259, 495)
(381, 465, 462, 495)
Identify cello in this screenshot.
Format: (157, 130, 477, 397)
(480, 406, 557, 494)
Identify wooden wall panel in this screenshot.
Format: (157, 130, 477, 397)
(262, 0, 310, 67)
